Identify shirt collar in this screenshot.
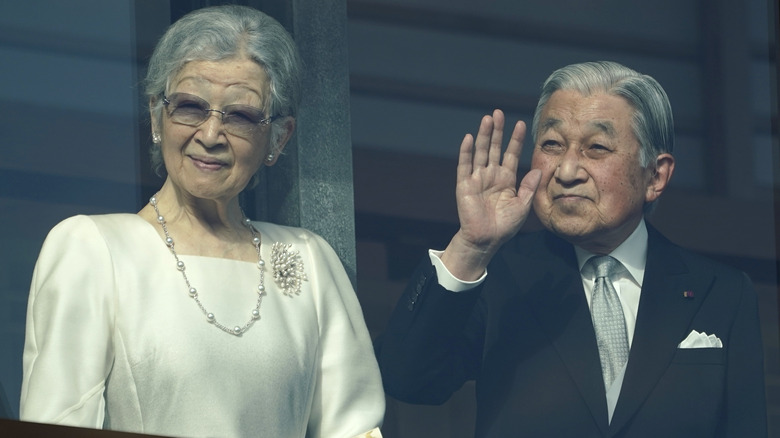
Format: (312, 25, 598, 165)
(575, 218, 648, 287)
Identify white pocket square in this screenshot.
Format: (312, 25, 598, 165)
(678, 330, 723, 349)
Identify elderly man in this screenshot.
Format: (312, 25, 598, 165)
(376, 61, 766, 437)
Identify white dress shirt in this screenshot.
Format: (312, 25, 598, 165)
(430, 219, 649, 424)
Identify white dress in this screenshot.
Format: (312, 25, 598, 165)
(20, 214, 385, 438)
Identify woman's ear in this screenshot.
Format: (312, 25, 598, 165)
(149, 98, 161, 141)
(264, 117, 296, 167)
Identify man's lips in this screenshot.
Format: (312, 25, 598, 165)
(553, 194, 590, 201)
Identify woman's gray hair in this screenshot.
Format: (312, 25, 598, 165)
(530, 61, 674, 213)
(145, 5, 302, 186)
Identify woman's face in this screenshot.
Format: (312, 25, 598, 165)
(155, 58, 276, 203)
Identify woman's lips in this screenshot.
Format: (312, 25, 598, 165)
(189, 155, 227, 171)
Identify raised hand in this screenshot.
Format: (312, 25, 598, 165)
(441, 109, 541, 281)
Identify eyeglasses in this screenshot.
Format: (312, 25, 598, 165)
(162, 93, 280, 138)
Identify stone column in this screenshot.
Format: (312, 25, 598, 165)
(251, 0, 357, 286)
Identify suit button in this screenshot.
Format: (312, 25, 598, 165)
(408, 273, 427, 310)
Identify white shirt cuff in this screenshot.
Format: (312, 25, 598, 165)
(428, 249, 487, 292)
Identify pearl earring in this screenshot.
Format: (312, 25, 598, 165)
(266, 153, 274, 162)
(152, 133, 161, 144)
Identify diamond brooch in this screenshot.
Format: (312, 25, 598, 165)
(271, 242, 307, 296)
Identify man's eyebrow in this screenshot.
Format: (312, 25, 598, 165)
(537, 118, 617, 137)
(587, 120, 616, 137)
(538, 118, 561, 133)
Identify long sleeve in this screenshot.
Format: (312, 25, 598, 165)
(20, 215, 115, 428)
(375, 257, 485, 405)
(305, 233, 385, 438)
(724, 272, 767, 437)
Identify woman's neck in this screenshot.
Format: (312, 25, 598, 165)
(138, 179, 258, 261)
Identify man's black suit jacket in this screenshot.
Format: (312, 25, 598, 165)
(376, 226, 767, 437)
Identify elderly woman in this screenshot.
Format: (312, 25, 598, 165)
(20, 5, 384, 438)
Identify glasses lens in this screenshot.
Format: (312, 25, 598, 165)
(164, 93, 272, 137)
(166, 93, 209, 125)
(223, 105, 266, 137)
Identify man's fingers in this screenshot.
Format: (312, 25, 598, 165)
(488, 109, 505, 165)
(460, 112, 528, 186)
(517, 169, 542, 205)
(501, 120, 526, 172)
(456, 133, 475, 183)
(473, 114, 493, 168)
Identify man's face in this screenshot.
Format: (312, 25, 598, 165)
(531, 89, 656, 254)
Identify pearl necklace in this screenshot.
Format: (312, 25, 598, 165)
(150, 195, 266, 336)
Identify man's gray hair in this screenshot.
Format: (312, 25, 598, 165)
(531, 61, 674, 213)
(531, 60, 674, 167)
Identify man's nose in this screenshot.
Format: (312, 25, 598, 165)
(555, 146, 585, 183)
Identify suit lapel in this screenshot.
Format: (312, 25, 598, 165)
(540, 281, 611, 435)
(609, 227, 715, 432)
(506, 232, 611, 434)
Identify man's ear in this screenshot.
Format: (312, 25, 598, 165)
(264, 117, 296, 166)
(645, 153, 675, 203)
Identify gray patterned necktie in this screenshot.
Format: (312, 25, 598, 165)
(589, 255, 629, 388)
